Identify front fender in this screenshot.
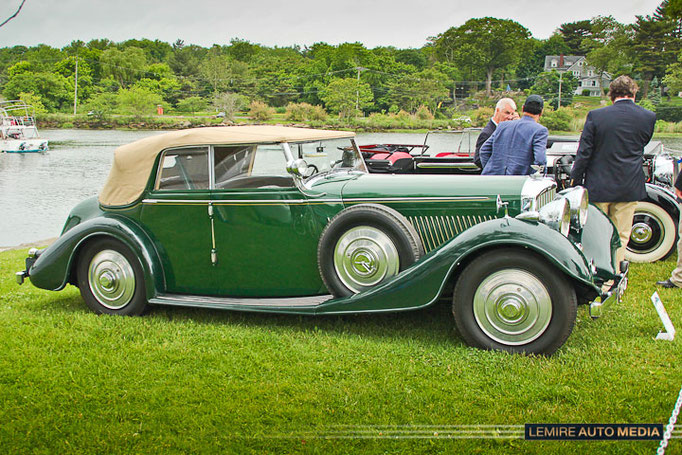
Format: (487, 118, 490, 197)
(316, 218, 597, 314)
(27, 215, 164, 300)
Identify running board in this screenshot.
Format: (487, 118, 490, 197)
(150, 293, 334, 310)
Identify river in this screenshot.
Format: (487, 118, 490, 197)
(2, 129, 682, 248)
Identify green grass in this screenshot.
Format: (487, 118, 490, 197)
(1, 247, 680, 454)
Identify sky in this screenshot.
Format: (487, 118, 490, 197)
(0, 0, 666, 49)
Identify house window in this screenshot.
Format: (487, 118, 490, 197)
(592, 81, 597, 86)
(573, 71, 579, 76)
(587, 70, 594, 77)
(551, 59, 557, 68)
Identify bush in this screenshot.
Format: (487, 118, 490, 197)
(655, 103, 682, 122)
(581, 89, 592, 96)
(415, 105, 434, 120)
(470, 107, 493, 127)
(248, 101, 275, 121)
(540, 108, 572, 132)
(285, 103, 328, 122)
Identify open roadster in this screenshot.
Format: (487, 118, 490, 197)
(17, 126, 625, 355)
(360, 129, 681, 263)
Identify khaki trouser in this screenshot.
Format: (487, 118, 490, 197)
(670, 215, 682, 287)
(594, 201, 638, 272)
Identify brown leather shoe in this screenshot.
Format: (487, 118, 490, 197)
(656, 279, 680, 289)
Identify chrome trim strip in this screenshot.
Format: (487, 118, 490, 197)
(151, 293, 333, 308)
(142, 196, 490, 205)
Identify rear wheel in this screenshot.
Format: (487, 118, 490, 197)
(626, 201, 677, 263)
(77, 238, 148, 316)
(453, 249, 577, 355)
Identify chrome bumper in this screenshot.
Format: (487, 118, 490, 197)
(15, 248, 41, 285)
(589, 264, 629, 319)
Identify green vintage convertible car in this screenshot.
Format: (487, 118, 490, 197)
(16, 126, 627, 355)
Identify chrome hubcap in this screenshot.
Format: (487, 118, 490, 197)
(334, 226, 399, 293)
(88, 249, 135, 310)
(473, 269, 552, 345)
(630, 222, 653, 244)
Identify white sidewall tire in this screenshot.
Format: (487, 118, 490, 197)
(626, 201, 677, 263)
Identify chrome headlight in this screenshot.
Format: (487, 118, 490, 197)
(538, 198, 571, 237)
(559, 187, 589, 230)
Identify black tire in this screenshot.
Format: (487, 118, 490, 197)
(452, 248, 577, 356)
(76, 238, 148, 316)
(626, 201, 678, 263)
(318, 204, 424, 297)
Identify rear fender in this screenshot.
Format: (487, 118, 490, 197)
(645, 183, 680, 220)
(27, 215, 164, 300)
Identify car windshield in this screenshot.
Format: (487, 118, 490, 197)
(288, 138, 366, 177)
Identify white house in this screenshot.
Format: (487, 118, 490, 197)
(543, 55, 611, 96)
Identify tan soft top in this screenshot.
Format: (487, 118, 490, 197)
(99, 125, 355, 207)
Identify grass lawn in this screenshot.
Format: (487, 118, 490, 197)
(1, 246, 680, 454)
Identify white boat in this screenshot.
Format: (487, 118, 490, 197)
(0, 101, 49, 153)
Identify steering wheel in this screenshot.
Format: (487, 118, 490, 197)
(307, 163, 319, 175)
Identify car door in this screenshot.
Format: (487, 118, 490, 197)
(210, 144, 325, 297)
(140, 146, 215, 295)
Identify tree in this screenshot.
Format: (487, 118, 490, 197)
(531, 70, 579, 109)
(176, 96, 208, 114)
(320, 78, 373, 117)
(3, 71, 72, 111)
(100, 47, 147, 88)
(433, 18, 531, 97)
(584, 16, 632, 95)
(632, 11, 680, 98)
(213, 92, 247, 121)
(385, 68, 449, 113)
(516, 35, 572, 90)
(116, 86, 163, 117)
(83, 92, 117, 120)
(559, 20, 593, 54)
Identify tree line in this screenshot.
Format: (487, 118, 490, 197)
(1, 0, 682, 120)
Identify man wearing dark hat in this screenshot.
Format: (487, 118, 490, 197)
(570, 75, 656, 271)
(479, 94, 548, 175)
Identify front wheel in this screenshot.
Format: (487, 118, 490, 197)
(77, 238, 148, 316)
(626, 201, 678, 263)
(453, 249, 577, 355)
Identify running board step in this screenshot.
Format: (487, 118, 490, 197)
(150, 293, 334, 310)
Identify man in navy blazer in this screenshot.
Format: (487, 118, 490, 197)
(473, 98, 517, 168)
(479, 94, 548, 175)
(571, 75, 656, 271)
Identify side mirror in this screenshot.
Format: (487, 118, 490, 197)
(286, 159, 309, 178)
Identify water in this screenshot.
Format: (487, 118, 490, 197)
(1, 129, 680, 247)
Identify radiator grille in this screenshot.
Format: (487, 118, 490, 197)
(408, 215, 495, 253)
(536, 187, 556, 210)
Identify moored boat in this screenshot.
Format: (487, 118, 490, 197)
(0, 100, 49, 153)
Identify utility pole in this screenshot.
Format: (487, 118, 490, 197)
(558, 71, 563, 109)
(355, 66, 366, 115)
(73, 54, 79, 115)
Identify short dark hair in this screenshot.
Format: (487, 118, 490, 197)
(523, 94, 544, 115)
(608, 75, 638, 101)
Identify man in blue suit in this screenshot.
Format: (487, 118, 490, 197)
(479, 95, 548, 175)
(570, 75, 656, 271)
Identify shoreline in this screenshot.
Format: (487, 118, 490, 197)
(0, 238, 56, 253)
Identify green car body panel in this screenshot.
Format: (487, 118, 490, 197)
(26, 173, 615, 314)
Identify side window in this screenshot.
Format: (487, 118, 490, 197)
(156, 147, 209, 190)
(214, 144, 293, 189)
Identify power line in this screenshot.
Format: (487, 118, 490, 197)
(0, 0, 27, 28)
